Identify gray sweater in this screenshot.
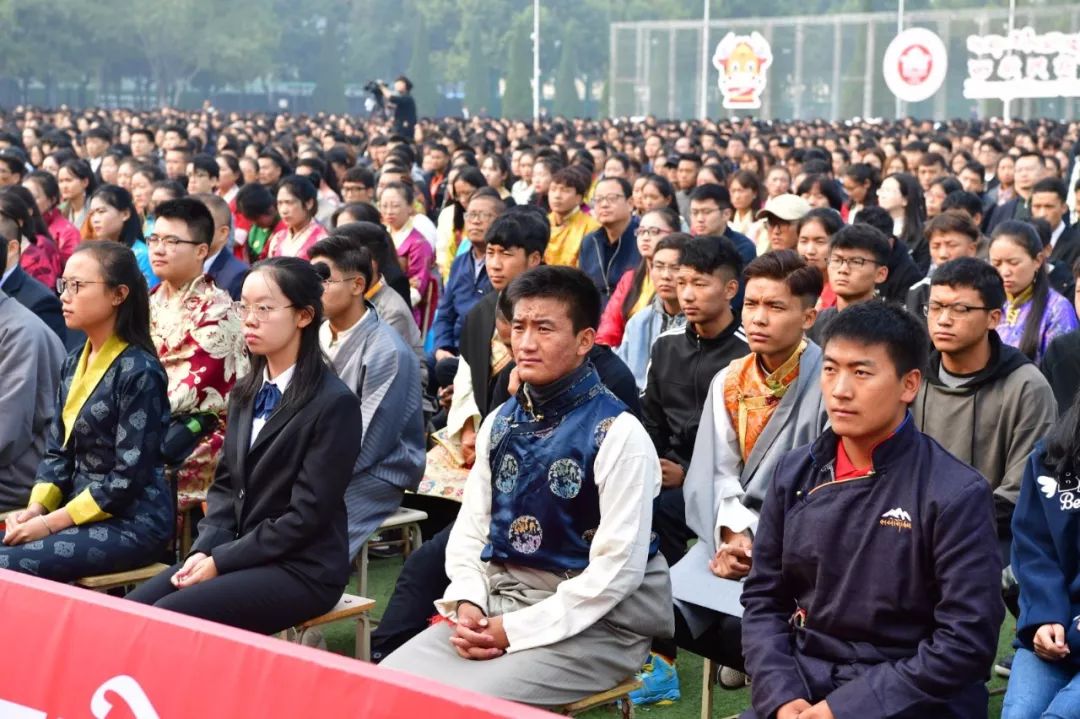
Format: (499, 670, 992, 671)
(0, 291, 66, 509)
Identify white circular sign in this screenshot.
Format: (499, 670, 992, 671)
(883, 28, 948, 103)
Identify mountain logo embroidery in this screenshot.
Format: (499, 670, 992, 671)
(879, 507, 912, 531)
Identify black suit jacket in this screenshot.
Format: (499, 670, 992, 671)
(207, 251, 250, 301)
(191, 370, 364, 586)
(458, 291, 500, 418)
(1048, 224, 1080, 297)
(2, 265, 66, 344)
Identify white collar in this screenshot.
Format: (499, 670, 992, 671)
(263, 363, 297, 393)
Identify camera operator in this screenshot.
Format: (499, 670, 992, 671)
(379, 76, 417, 138)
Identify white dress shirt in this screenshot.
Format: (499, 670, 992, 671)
(250, 363, 295, 447)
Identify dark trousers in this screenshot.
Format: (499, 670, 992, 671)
(370, 522, 453, 663)
(127, 562, 342, 635)
(653, 486, 695, 567)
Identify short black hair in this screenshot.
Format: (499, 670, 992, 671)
(822, 301, 928, 377)
(485, 205, 549, 257)
(505, 265, 601, 334)
(940, 191, 984, 219)
(595, 175, 632, 200)
(236, 182, 276, 219)
(190, 153, 219, 178)
(343, 166, 375, 187)
(930, 256, 1005, 310)
(1032, 177, 1067, 202)
(309, 235, 374, 289)
(829, 223, 891, 265)
(153, 197, 215, 247)
(689, 183, 732, 211)
(654, 232, 690, 256)
(852, 205, 894, 240)
(678, 235, 743, 279)
(744, 249, 823, 308)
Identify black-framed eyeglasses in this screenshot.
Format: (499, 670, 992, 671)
(924, 301, 994, 318)
(146, 234, 203, 249)
(57, 278, 106, 296)
(828, 255, 879, 270)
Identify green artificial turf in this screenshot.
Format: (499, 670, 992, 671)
(324, 554, 1014, 718)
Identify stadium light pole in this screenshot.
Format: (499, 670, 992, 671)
(700, 0, 711, 120)
(533, 0, 540, 124)
(895, 0, 904, 120)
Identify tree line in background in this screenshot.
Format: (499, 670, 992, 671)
(0, 0, 1026, 118)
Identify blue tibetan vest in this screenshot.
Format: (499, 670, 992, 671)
(482, 363, 626, 573)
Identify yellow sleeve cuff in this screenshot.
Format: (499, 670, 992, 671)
(66, 489, 112, 525)
(29, 483, 63, 513)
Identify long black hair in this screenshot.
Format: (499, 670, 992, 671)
(2, 185, 53, 242)
(231, 257, 327, 410)
(59, 158, 99, 200)
(90, 184, 144, 247)
(991, 220, 1050, 361)
(70, 241, 155, 356)
(884, 172, 926, 252)
(0, 191, 39, 245)
(452, 166, 487, 234)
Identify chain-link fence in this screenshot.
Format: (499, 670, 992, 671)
(609, 5, 1080, 120)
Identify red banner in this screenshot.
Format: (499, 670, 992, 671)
(0, 569, 553, 718)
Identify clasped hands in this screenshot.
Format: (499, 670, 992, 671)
(777, 699, 835, 719)
(450, 601, 509, 660)
(170, 551, 219, 589)
(2, 503, 53, 545)
(710, 529, 753, 579)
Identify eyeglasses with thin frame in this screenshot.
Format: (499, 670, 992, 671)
(321, 275, 360, 287)
(465, 210, 497, 222)
(57, 278, 106, 296)
(146, 234, 203, 249)
(828, 255, 879, 270)
(592, 193, 626, 206)
(233, 302, 295, 321)
(923, 301, 993, 318)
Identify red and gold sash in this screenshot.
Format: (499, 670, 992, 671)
(723, 340, 806, 461)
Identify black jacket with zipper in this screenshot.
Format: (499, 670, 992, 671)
(641, 317, 749, 469)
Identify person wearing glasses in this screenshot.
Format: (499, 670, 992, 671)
(129, 257, 364, 634)
(1, 242, 172, 581)
(596, 206, 679, 347)
(579, 176, 640, 310)
(913, 257, 1056, 674)
(309, 235, 424, 557)
(905, 211, 981, 321)
(807, 224, 891, 346)
(147, 197, 248, 511)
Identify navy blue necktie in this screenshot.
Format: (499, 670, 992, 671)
(254, 382, 282, 420)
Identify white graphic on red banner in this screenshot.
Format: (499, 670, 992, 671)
(883, 28, 949, 103)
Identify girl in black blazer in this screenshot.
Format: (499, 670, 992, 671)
(130, 257, 364, 634)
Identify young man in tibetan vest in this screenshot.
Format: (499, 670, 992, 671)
(382, 265, 672, 706)
(741, 301, 1004, 719)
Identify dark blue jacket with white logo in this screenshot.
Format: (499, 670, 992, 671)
(741, 415, 1004, 719)
(1012, 440, 1080, 668)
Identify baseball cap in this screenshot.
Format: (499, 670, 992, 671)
(756, 193, 812, 222)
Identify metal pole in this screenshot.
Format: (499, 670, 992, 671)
(533, 0, 540, 123)
(1004, 0, 1015, 123)
(895, 0, 904, 119)
(700, 0, 710, 119)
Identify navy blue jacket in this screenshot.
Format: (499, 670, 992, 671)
(742, 415, 1004, 719)
(431, 248, 491, 352)
(579, 216, 640, 309)
(207, 250, 250, 301)
(1012, 441, 1080, 667)
(2, 265, 65, 344)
